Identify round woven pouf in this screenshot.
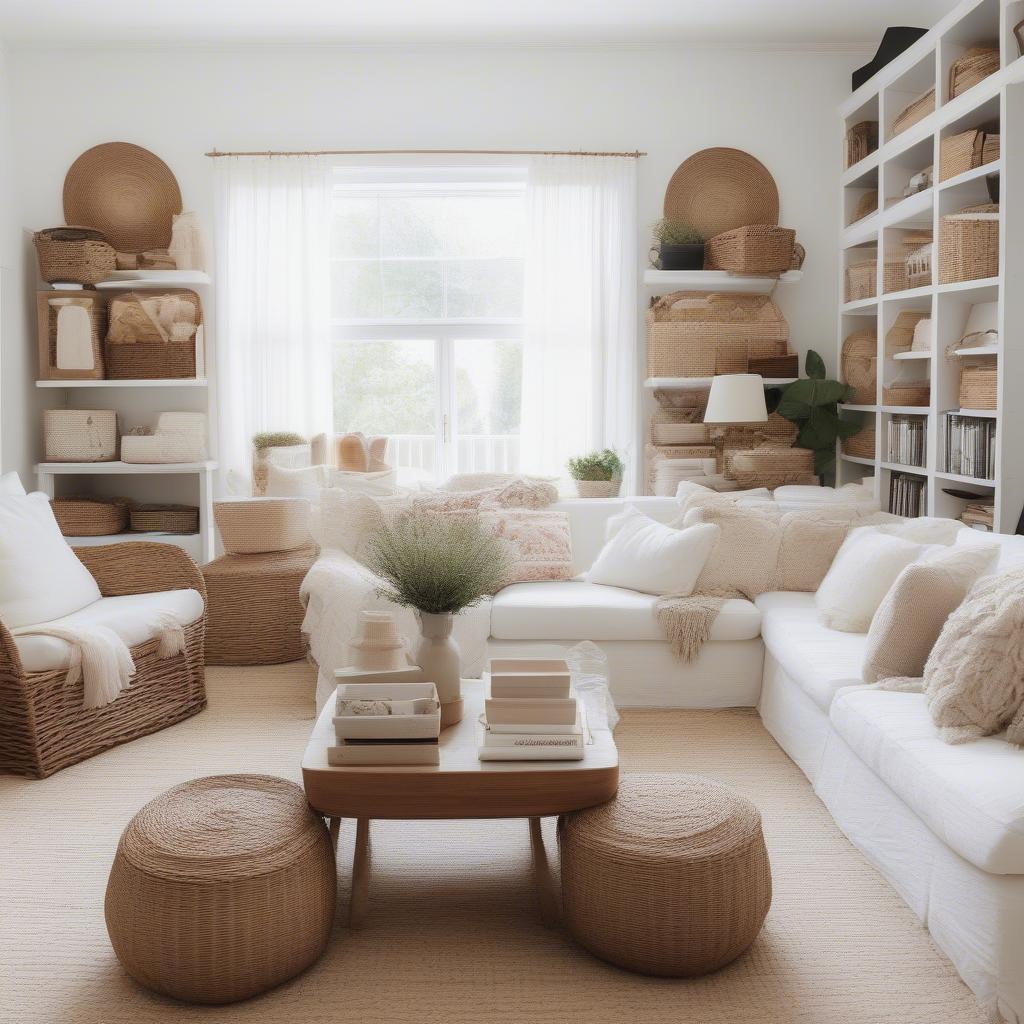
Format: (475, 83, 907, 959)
(558, 772, 771, 977)
(105, 775, 336, 1004)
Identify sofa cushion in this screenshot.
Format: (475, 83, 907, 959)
(490, 581, 761, 642)
(756, 592, 866, 710)
(830, 688, 1024, 874)
(13, 589, 205, 673)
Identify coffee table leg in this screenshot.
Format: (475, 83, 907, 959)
(349, 818, 372, 929)
(529, 817, 559, 928)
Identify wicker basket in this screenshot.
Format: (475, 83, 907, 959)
(36, 290, 106, 380)
(130, 504, 200, 534)
(939, 129, 1000, 182)
(645, 444, 719, 492)
(949, 47, 1000, 99)
(645, 291, 789, 378)
(214, 498, 312, 554)
(33, 227, 116, 286)
(105, 289, 202, 380)
(959, 365, 997, 410)
(574, 480, 622, 499)
(846, 121, 878, 168)
(905, 240, 933, 289)
(885, 310, 930, 356)
(884, 232, 932, 294)
(43, 408, 118, 462)
(650, 422, 710, 445)
(842, 426, 876, 460)
(704, 226, 795, 276)
(728, 446, 815, 489)
(883, 383, 930, 407)
(747, 354, 799, 378)
(939, 204, 999, 284)
(848, 190, 878, 226)
(845, 259, 877, 302)
(841, 330, 878, 405)
(50, 497, 129, 537)
(891, 87, 936, 137)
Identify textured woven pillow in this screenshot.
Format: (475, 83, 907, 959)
(862, 544, 999, 683)
(480, 509, 574, 584)
(265, 462, 331, 498)
(923, 568, 1024, 744)
(776, 511, 855, 592)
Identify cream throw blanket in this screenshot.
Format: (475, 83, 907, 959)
(14, 613, 186, 709)
(656, 595, 729, 661)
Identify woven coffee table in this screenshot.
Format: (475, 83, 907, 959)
(301, 678, 618, 928)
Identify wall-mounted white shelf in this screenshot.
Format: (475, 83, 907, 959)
(841, 404, 878, 413)
(643, 269, 802, 294)
(892, 351, 932, 360)
(36, 460, 216, 475)
(952, 346, 999, 357)
(645, 377, 796, 391)
(841, 453, 877, 467)
(958, 408, 998, 418)
(95, 271, 212, 290)
(36, 378, 208, 388)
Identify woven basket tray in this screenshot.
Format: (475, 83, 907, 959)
(960, 365, 997, 410)
(728, 446, 815, 489)
(50, 497, 129, 537)
(940, 129, 1000, 183)
(34, 227, 116, 286)
(842, 427, 877, 460)
(892, 87, 936, 137)
(883, 383, 930, 407)
(704, 226, 795, 276)
(949, 47, 1000, 99)
(650, 422, 710, 445)
(130, 504, 200, 534)
(939, 204, 999, 284)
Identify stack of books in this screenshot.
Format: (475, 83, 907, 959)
(478, 658, 586, 762)
(328, 671, 441, 766)
(888, 471, 926, 517)
(943, 412, 996, 481)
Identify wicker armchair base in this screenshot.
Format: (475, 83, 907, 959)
(202, 546, 318, 665)
(105, 775, 336, 1005)
(558, 772, 772, 977)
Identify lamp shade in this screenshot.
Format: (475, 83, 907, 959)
(703, 374, 768, 424)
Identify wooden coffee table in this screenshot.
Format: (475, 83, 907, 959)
(301, 678, 619, 928)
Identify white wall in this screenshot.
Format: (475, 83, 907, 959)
(5, 43, 865, 482)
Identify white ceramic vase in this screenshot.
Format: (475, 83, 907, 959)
(415, 611, 462, 727)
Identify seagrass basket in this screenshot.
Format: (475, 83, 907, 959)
(939, 128, 1000, 182)
(841, 330, 878, 405)
(747, 354, 799, 377)
(43, 409, 118, 462)
(885, 310, 930, 356)
(847, 190, 878, 226)
(949, 47, 999, 99)
(884, 232, 932, 294)
(883, 382, 930, 407)
(50, 497, 129, 537)
(845, 259, 877, 302)
(891, 87, 935, 137)
(728, 446, 815, 489)
(959, 365, 997, 410)
(645, 291, 789, 378)
(842, 426, 876, 460)
(650, 421, 710, 445)
(33, 227, 116, 285)
(37, 290, 106, 380)
(704, 226, 795, 276)
(717, 414, 798, 477)
(130, 504, 200, 534)
(939, 204, 999, 283)
(105, 289, 202, 379)
(846, 121, 878, 168)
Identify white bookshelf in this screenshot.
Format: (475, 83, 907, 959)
(36, 272, 217, 562)
(836, 0, 1024, 532)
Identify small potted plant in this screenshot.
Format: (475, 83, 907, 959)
(651, 219, 705, 271)
(567, 449, 624, 498)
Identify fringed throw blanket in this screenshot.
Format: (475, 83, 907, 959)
(655, 595, 729, 662)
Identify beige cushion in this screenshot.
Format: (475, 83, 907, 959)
(776, 511, 855, 592)
(480, 509, 574, 584)
(862, 544, 999, 683)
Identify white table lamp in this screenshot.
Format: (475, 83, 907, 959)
(703, 374, 768, 424)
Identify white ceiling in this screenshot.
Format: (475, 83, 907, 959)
(0, 0, 951, 49)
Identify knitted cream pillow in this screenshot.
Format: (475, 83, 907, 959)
(775, 511, 855, 592)
(862, 544, 999, 683)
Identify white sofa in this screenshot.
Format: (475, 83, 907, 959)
(301, 495, 1024, 1020)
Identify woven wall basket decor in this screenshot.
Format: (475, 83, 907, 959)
(64, 143, 183, 254)
(664, 148, 779, 239)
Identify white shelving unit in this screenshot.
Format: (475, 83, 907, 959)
(643, 269, 803, 295)
(836, 0, 1024, 531)
(35, 271, 218, 562)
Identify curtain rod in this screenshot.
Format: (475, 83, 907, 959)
(204, 147, 646, 158)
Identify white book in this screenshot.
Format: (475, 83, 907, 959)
(327, 742, 440, 766)
(483, 732, 581, 748)
(478, 743, 584, 762)
(485, 696, 578, 726)
(489, 678, 573, 700)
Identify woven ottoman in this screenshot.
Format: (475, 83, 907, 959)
(558, 772, 771, 976)
(105, 775, 336, 1004)
(202, 545, 317, 665)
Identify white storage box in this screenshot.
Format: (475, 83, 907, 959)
(333, 682, 440, 741)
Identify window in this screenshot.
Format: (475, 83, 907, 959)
(330, 168, 525, 483)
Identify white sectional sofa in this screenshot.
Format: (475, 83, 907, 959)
(301, 495, 1024, 1021)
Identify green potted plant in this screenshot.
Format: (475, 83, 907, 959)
(567, 449, 624, 498)
(366, 511, 511, 726)
(651, 219, 705, 271)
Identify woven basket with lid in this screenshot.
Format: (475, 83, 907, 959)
(841, 330, 878, 405)
(34, 227, 116, 286)
(704, 226, 796, 276)
(939, 203, 999, 284)
(960, 365, 997, 409)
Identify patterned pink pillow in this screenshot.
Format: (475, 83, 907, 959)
(480, 510, 574, 584)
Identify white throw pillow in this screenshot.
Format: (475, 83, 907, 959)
(0, 472, 25, 496)
(318, 489, 412, 562)
(328, 468, 398, 496)
(265, 462, 331, 498)
(816, 527, 926, 633)
(0, 493, 102, 628)
(956, 527, 1024, 573)
(585, 508, 719, 597)
(871, 516, 964, 546)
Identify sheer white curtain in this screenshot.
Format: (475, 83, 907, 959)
(214, 155, 332, 490)
(519, 155, 638, 488)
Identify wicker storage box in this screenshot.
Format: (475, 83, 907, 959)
(884, 232, 932, 294)
(892, 87, 936, 137)
(848, 190, 878, 226)
(650, 422, 710, 445)
(960, 365, 997, 409)
(939, 129, 1000, 182)
(50, 497, 129, 537)
(728, 446, 816, 489)
(121, 433, 207, 464)
(33, 227, 116, 286)
(43, 409, 117, 462)
(949, 47, 1000, 99)
(645, 291, 789, 378)
(36, 291, 106, 381)
(939, 204, 999, 284)
(841, 330, 878, 405)
(845, 259, 877, 302)
(130, 504, 200, 534)
(747, 354, 799, 377)
(704, 226, 796, 276)
(885, 310, 930, 356)
(842, 426, 876, 460)
(105, 289, 202, 379)
(214, 498, 313, 554)
(883, 383, 930, 406)
(846, 121, 878, 168)
(718, 414, 799, 477)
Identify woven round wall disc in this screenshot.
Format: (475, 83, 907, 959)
(664, 148, 779, 238)
(63, 142, 182, 254)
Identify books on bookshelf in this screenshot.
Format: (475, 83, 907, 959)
(888, 471, 925, 517)
(478, 658, 586, 762)
(943, 412, 996, 481)
(887, 414, 926, 468)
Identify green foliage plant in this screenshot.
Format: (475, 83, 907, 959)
(653, 219, 704, 245)
(253, 431, 307, 451)
(567, 449, 624, 482)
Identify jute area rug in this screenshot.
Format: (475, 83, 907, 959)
(0, 662, 985, 1023)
